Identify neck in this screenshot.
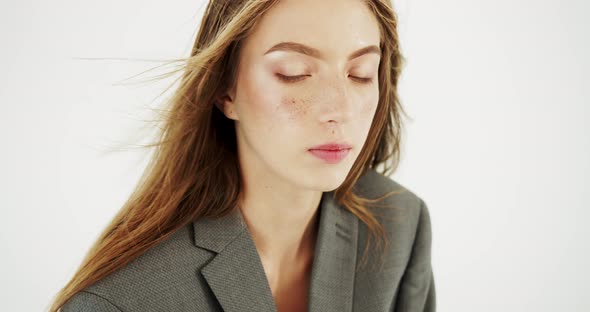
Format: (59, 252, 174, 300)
(238, 185, 322, 270)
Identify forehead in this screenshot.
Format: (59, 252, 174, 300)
(241, 0, 381, 60)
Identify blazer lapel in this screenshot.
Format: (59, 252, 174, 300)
(307, 191, 359, 312)
(193, 206, 278, 312)
(192, 190, 358, 312)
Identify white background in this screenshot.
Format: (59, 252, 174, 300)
(1, 0, 588, 311)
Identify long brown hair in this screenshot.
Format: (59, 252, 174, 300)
(49, 0, 407, 310)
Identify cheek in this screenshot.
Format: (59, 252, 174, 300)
(241, 74, 309, 134)
(247, 89, 310, 125)
(280, 95, 312, 120)
(360, 90, 379, 117)
(278, 84, 378, 120)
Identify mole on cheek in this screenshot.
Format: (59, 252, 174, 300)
(280, 96, 310, 119)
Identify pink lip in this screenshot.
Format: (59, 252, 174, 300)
(309, 143, 352, 150)
(308, 143, 353, 164)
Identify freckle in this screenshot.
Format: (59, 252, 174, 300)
(281, 96, 310, 119)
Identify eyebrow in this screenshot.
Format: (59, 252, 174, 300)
(264, 41, 381, 61)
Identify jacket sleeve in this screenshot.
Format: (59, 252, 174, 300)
(60, 291, 123, 312)
(393, 197, 436, 312)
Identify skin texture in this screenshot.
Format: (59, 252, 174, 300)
(218, 0, 381, 309)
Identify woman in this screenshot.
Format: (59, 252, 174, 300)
(50, 0, 435, 311)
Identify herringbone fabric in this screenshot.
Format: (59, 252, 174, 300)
(61, 168, 435, 312)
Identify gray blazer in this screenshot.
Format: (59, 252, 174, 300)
(61, 169, 435, 311)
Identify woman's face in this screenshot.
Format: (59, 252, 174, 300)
(221, 0, 381, 191)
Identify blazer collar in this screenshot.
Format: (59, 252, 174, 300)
(192, 190, 359, 312)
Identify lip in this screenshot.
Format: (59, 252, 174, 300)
(308, 142, 353, 164)
(309, 143, 353, 150)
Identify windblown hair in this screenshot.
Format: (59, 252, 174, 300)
(49, 0, 407, 310)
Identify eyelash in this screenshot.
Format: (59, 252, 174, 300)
(276, 74, 373, 84)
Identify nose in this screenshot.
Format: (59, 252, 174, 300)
(317, 76, 355, 124)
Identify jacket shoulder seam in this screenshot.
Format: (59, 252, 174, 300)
(79, 290, 124, 312)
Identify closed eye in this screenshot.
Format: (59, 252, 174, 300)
(348, 76, 374, 84)
(275, 74, 309, 83)
(275, 74, 374, 84)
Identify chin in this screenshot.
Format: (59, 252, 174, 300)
(298, 166, 351, 192)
